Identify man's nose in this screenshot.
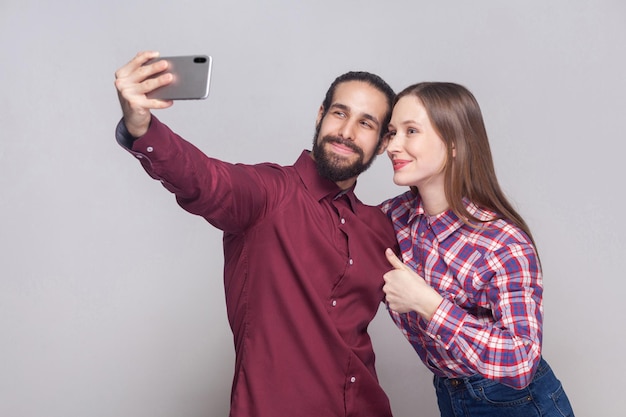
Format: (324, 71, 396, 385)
(337, 119, 357, 141)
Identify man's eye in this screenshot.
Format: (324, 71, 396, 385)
(360, 120, 373, 129)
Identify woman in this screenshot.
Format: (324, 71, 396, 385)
(380, 82, 574, 417)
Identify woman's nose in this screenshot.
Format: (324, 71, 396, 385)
(386, 135, 401, 153)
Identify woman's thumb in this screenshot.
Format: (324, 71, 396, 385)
(385, 248, 406, 270)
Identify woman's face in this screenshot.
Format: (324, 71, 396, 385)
(386, 96, 449, 190)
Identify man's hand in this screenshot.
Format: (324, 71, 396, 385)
(382, 248, 443, 321)
(114, 51, 174, 138)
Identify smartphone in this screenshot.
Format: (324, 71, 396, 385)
(145, 55, 212, 100)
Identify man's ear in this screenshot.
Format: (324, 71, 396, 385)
(316, 105, 325, 126)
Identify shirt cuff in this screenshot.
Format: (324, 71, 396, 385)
(115, 119, 138, 150)
(424, 297, 465, 349)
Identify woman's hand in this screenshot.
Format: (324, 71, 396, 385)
(383, 248, 444, 321)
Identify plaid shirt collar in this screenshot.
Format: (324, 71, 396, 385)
(398, 191, 497, 243)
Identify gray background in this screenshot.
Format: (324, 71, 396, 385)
(1, 1, 624, 416)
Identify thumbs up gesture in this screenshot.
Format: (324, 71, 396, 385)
(382, 248, 444, 321)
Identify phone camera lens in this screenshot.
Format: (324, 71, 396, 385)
(194, 57, 207, 63)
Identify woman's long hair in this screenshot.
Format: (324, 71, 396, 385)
(395, 82, 535, 244)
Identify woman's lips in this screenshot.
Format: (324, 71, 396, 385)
(392, 159, 411, 171)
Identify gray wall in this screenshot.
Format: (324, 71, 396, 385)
(1, 1, 624, 416)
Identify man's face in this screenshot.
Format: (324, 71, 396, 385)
(312, 81, 388, 186)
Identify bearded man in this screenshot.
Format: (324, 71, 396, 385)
(114, 51, 398, 417)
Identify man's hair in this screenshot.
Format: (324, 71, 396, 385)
(320, 71, 395, 144)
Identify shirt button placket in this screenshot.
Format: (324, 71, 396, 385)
(339, 216, 353, 267)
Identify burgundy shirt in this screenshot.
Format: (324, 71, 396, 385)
(117, 117, 398, 417)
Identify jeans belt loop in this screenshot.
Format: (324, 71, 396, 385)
(463, 378, 481, 400)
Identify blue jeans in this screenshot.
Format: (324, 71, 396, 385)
(433, 358, 574, 417)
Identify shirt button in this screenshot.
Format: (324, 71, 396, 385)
(350, 376, 356, 383)
(340, 218, 346, 224)
(348, 259, 353, 265)
(420, 232, 425, 237)
(331, 300, 337, 307)
(135, 154, 143, 159)
(146, 146, 154, 152)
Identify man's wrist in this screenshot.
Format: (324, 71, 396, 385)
(115, 119, 139, 149)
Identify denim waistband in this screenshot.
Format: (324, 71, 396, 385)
(434, 357, 550, 390)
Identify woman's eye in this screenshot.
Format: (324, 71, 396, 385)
(407, 128, 418, 135)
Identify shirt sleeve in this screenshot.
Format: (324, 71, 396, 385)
(424, 242, 543, 389)
(115, 117, 275, 232)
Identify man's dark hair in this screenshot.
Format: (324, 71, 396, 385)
(320, 71, 395, 143)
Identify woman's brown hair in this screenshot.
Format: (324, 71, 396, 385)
(395, 82, 535, 244)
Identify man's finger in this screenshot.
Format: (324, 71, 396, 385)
(131, 50, 161, 70)
(115, 51, 161, 80)
(385, 248, 408, 271)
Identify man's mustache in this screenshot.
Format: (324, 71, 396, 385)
(321, 135, 364, 156)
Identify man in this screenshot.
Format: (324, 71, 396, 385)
(114, 51, 398, 417)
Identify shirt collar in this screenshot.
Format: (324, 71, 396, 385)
(294, 150, 359, 210)
(407, 193, 493, 242)
(428, 209, 465, 242)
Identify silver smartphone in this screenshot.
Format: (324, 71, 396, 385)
(146, 55, 212, 100)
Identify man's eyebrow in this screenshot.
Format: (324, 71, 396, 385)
(362, 112, 381, 127)
(329, 103, 350, 112)
(330, 103, 381, 127)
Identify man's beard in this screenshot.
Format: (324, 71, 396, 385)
(312, 129, 377, 183)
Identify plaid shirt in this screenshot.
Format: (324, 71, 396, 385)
(380, 190, 543, 389)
